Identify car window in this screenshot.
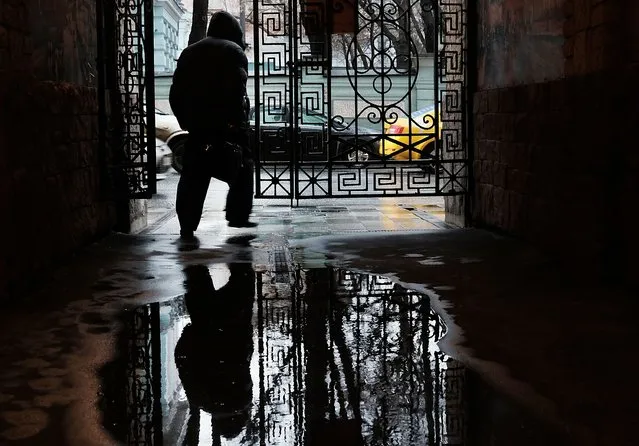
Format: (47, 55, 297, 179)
(251, 105, 336, 126)
(301, 110, 327, 124)
(411, 105, 436, 118)
(252, 105, 287, 123)
(266, 108, 286, 123)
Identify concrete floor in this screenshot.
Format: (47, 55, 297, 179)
(0, 172, 636, 445)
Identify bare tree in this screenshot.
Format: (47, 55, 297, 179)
(239, 0, 247, 42)
(242, 0, 436, 67)
(188, 0, 209, 45)
(356, 0, 436, 69)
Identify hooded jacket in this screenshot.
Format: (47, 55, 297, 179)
(170, 11, 249, 136)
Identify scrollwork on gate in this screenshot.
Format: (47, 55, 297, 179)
(111, 0, 156, 198)
(253, 0, 469, 199)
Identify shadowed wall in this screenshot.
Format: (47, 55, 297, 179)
(0, 0, 115, 300)
(473, 0, 639, 285)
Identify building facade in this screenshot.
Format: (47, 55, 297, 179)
(154, 0, 187, 74)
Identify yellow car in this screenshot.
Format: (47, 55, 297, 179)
(380, 105, 441, 160)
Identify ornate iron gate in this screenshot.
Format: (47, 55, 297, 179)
(101, 0, 157, 198)
(252, 0, 468, 199)
(100, 304, 164, 445)
(254, 267, 467, 444)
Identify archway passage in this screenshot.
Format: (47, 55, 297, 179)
(107, 0, 470, 203)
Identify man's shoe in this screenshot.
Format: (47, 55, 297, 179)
(228, 220, 258, 228)
(180, 229, 194, 238)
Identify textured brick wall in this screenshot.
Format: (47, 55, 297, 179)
(474, 0, 639, 284)
(0, 77, 116, 299)
(0, 0, 30, 74)
(473, 70, 639, 279)
(0, 0, 115, 300)
(564, 0, 625, 75)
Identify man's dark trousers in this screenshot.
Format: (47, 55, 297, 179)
(176, 135, 254, 233)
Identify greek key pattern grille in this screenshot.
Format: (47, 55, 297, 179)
(253, 0, 468, 199)
(255, 268, 467, 444)
(437, 0, 468, 194)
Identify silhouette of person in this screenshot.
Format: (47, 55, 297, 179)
(170, 11, 257, 238)
(174, 262, 256, 444)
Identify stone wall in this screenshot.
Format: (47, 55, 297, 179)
(473, 0, 639, 284)
(0, 0, 115, 300)
(30, 0, 98, 84)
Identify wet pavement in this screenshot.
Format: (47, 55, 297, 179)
(145, 173, 450, 237)
(101, 265, 461, 445)
(97, 265, 572, 446)
(0, 175, 637, 445)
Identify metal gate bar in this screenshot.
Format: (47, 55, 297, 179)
(107, 0, 157, 198)
(252, 0, 468, 199)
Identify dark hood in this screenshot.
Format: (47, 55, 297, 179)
(206, 11, 245, 49)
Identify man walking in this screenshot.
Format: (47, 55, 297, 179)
(170, 11, 257, 238)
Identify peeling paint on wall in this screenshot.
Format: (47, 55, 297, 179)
(477, 0, 564, 89)
(29, 0, 97, 85)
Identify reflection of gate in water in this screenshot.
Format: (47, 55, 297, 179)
(99, 304, 163, 445)
(255, 268, 467, 445)
(252, 0, 469, 199)
(100, 269, 466, 444)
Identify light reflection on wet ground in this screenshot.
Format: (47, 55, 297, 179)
(99, 264, 468, 446)
(2, 225, 635, 445)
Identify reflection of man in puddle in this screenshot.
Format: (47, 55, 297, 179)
(174, 263, 255, 444)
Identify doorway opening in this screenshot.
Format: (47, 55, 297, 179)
(103, 0, 470, 230)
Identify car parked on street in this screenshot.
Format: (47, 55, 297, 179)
(142, 107, 180, 174)
(154, 105, 382, 173)
(154, 108, 188, 173)
(249, 105, 380, 163)
(155, 137, 173, 175)
(380, 105, 441, 161)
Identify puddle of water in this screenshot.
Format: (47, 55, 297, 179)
(98, 265, 569, 446)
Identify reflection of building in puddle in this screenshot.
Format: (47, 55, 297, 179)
(99, 266, 466, 445)
(159, 296, 191, 433)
